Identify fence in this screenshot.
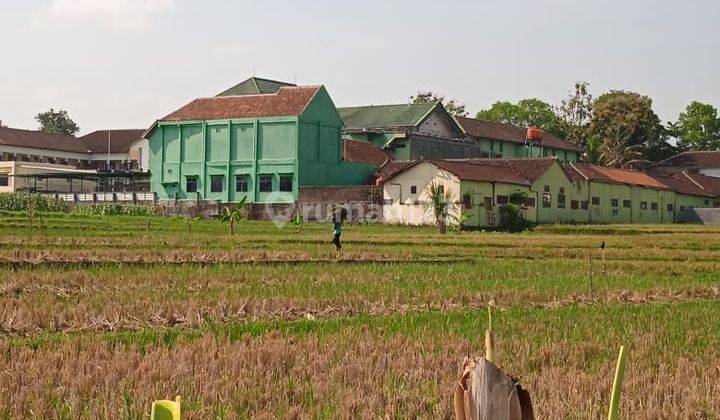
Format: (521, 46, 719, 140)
(48, 192, 156, 204)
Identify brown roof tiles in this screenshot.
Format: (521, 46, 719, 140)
(455, 116, 582, 152)
(161, 86, 321, 121)
(342, 139, 393, 166)
(564, 163, 670, 190)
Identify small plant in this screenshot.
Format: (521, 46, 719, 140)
(221, 197, 246, 235)
(497, 203, 527, 232)
(423, 182, 455, 234)
(449, 211, 469, 234)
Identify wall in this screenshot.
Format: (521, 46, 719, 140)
(383, 161, 461, 225)
(417, 108, 461, 138)
(459, 180, 530, 227)
(0, 161, 98, 193)
(699, 168, 720, 178)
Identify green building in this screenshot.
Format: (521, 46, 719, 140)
(455, 117, 581, 162)
(146, 84, 376, 204)
(338, 102, 487, 160)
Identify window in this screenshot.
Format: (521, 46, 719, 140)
(679, 206, 685, 212)
(542, 193, 552, 208)
(612, 209, 619, 216)
(259, 175, 273, 192)
(592, 197, 600, 206)
(186, 177, 198, 193)
(544, 185, 550, 193)
(279, 175, 293, 192)
(557, 194, 566, 209)
(410, 185, 417, 194)
(235, 175, 249, 192)
(559, 187, 565, 194)
(210, 175, 223, 193)
(463, 194, 471, 208)
(571, 200, 579, 210)
(496, 195, 509, 205)
(394, 143, 406, 149)
(611, 199, 619, 208)
(640, 202, 648, 210)
(499, 142, 504, 153)
(0, 176, 8, 187)
(704, 199, 710, 206)
(623, 200, 631, 208)
(526, 198, 536, 207)
(581, 201, 589, 210)
(651, 202, 658, 211)
(667, 204, 674, 212)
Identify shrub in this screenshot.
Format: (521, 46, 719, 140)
(0, 193, 67, 212)
(498, 203, 529, 233)
(71, 203, 156, 216)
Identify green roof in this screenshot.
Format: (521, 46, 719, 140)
(338, 102, 439, 130)
(216, 77, 296, 96)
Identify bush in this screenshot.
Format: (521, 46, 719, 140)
(0, 193, 67, 212)
(498, 203, 530, 233)
(71, 203, 156, 216)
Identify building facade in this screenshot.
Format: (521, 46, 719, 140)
(147, 85, 376, 204)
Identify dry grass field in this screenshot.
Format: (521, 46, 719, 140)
(0, 213, 718, 418)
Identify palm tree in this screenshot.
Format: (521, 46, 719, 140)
(423, 182, 455, 234)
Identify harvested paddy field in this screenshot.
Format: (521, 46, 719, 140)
(0, 214, 718, 418)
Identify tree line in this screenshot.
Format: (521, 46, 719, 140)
(412, 83, 720, 167)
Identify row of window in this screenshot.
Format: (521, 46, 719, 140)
(185, 174, 293, 194)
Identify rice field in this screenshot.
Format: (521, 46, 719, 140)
(0, 213, 718, 418)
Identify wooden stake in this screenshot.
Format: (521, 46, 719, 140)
(485, 306, 495, 363)
(588, 250, 594, 300)
(602, 247, 607, 277)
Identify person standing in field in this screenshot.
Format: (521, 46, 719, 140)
(331, 206, 343, 251)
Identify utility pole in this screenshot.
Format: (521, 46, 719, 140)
(107, 130, 111, 171)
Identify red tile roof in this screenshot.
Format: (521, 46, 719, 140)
(161, 86, 321, 121)
(455, 116, 582, 152)
(654, 151, 720, 169)
(342, 139, 393, 166)
(380, 157, 560, 186)
(0, 126, 89, 153)
(650, 172, 714, 197)
(564, 163, 670, 190)
(78, 129, 145, 154)
(683, 172, 720, 196)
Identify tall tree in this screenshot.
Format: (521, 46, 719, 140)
(476, 99, 565, 137)
(671, 101, 720, 151)
(410, 91, 468, 117)
(557, 81, 593, 148)
(35, 108, 79, 136)
(588, 91, 666, 166)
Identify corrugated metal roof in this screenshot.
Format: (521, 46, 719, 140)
(216, 77, 296, 97)
(338, 103, 438, 130)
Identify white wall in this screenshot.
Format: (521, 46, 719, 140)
(383, 161, 461, 225)
(128, 138, 149, 172)
(417, 109, 459, 139)
(699, 168, 720, 178)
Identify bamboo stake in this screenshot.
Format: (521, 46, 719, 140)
(485, 306, 495, 363)
(601, 241, 607, 277)
(588, 250, 594, 300)
(607, 346, 627, 420)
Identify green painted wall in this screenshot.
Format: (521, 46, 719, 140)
(149, 87, 375, 203)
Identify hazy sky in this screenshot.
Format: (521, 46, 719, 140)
(1, 0, 719, 135)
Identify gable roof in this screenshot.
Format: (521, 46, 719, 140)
(653, 151, 720, 169)
(342, 139, 393, 166)
(0, 126, 89, 153)
(683, 172, 720, 196)
(650, 172, 715, 198)
(78, 129, 145, 154)
(381, 157, 560, 186)
(216, 77, 296, 97)
(338, 102, 439, 131)
(160, 86, 321, 122)
(454, 116, 582, 152)
(563, 163, 670, 190)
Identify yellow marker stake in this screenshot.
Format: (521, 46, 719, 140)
(485, 306, 495, 363)
(152, 395, 181, 420)
(608, 346, 627, 420)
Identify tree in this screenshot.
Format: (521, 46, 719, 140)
(410, 91, 468, 117)
(476, 99, 565, 138)
(35, 109, 79, 136)
(671, 101, 720, 151)
(588, 91, 666, 166)
(557, 81, 593, 148)
(220, 197, 247, 235)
